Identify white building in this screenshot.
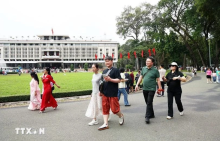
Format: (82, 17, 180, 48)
(0, 35, 119, 69)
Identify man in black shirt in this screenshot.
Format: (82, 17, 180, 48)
(163, 62, 186, 120)
(98, 56, 124, 131)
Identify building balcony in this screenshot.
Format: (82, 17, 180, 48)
(42, 55, 60, 59)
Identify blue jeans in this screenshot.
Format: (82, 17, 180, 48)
(118, 88, 130, 105)
(213, 77, 216, 82)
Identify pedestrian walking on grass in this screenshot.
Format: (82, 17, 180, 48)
(162, 62, 186, 120)
(85, 63, 103, 126)
(28, 72, 41, 110)
(98, 56, 124, 131)
(135, 56, 163, 124)
(39, 68, 60, 113)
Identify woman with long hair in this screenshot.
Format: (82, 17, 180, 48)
(85, 63, 102, 125)
(28, 72, 41, 110)
(40, 67, 60, 113)
(162, 62, 186, 120)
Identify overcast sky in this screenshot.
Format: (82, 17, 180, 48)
(0, 0, 159, 44)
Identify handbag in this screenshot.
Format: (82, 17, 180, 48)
(99, 69, 112, 93)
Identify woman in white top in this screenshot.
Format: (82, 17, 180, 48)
(212, 71, 217, 83)
(28, 72, 41, 110)
(118, 68, 131, 106)
(85, 64, 102, 125)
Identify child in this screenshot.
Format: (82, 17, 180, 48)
(212, 71, 217, 83)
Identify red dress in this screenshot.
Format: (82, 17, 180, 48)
(40, 75, 57, 111)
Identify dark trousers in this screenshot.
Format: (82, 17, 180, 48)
(157, 81, 165, 95)
(167, 91, 184, 117)
(143, 90, 155, 118)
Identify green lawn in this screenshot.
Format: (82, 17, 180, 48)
(0, 70, 187, 97)
(0, 72, 96, 97)
(0, 71, 140, 97)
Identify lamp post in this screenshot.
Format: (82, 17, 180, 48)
(209, 39, 211, 67)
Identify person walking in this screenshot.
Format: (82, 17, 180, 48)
(162, 62, 186, 120)
(157, 65, 166, 97)
(28, 72, 41, 110)
(85, 64, 102, 126)
(135, 70, 141, 91)
(40, 68, 60, 113)
(130, 71, 134, 93)
(98, 56, 124, 131)
(124, 70, 130, 94)
(135, 56, 162, 124)
(212, 70, 217, 83)
(206, 68, 212, 83)
(118, 68, 131, 106)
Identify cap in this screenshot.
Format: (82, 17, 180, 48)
(169, 62, 178, 67)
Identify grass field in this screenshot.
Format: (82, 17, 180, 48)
(0, 71, 140, 97)
(0, 70, 189, 97)
(0, 72, 97, 97)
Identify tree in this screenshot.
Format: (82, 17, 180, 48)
(116, 3, 155, 41)
(84, 63, 88, 71)
(70, 64, 74, 71)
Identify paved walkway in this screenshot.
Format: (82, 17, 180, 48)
(0, 73, 220, 141)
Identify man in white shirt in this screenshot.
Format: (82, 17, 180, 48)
(118, 68, 131, 106)
(157, 65, 166, 97)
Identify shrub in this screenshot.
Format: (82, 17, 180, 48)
(70, 64, 74, 71)
(0, 90, 92, 103)
(84, 63, 88, 71)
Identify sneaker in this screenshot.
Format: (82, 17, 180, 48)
(180, 111, 184, 116)
(167, 116, 172, 120)
(98, 124, 109, 131)
(53, 107, 57, 110)
(88, 120, 99, 126)
(39, 111, 45, 114)
(119, 114, 124, 125)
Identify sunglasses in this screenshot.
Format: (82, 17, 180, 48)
(170, 65, 176, 67)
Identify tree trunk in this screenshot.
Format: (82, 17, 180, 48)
(136, 57, 139, 70)
(214, 40, 220, 68)
(183, 54, 186, 69)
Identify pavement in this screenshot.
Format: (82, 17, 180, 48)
(0, 73, 220, 141)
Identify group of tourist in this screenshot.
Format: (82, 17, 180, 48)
(85, 56, 186, 131)
(204, 67, 220, 83)
(27, 56, 187, 131)
(28, 68, 60, 113)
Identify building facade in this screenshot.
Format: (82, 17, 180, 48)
(0, 35, 119, 69)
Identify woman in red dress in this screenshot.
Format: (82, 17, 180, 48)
(40, 68, 60, 113)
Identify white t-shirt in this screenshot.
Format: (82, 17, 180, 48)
(159, 68, 166, 81)
(118, 73, 126, 88)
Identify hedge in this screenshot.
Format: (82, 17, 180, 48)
(0, 85, 143, 103)
(0, 90, 92, 103)
(1, 72, 18, 74)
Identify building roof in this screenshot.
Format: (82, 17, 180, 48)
(37, 35, 70, 37)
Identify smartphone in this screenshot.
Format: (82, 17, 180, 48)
(102, 74, 107, 78)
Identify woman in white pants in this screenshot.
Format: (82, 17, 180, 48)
(85, 64, 102, 125)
